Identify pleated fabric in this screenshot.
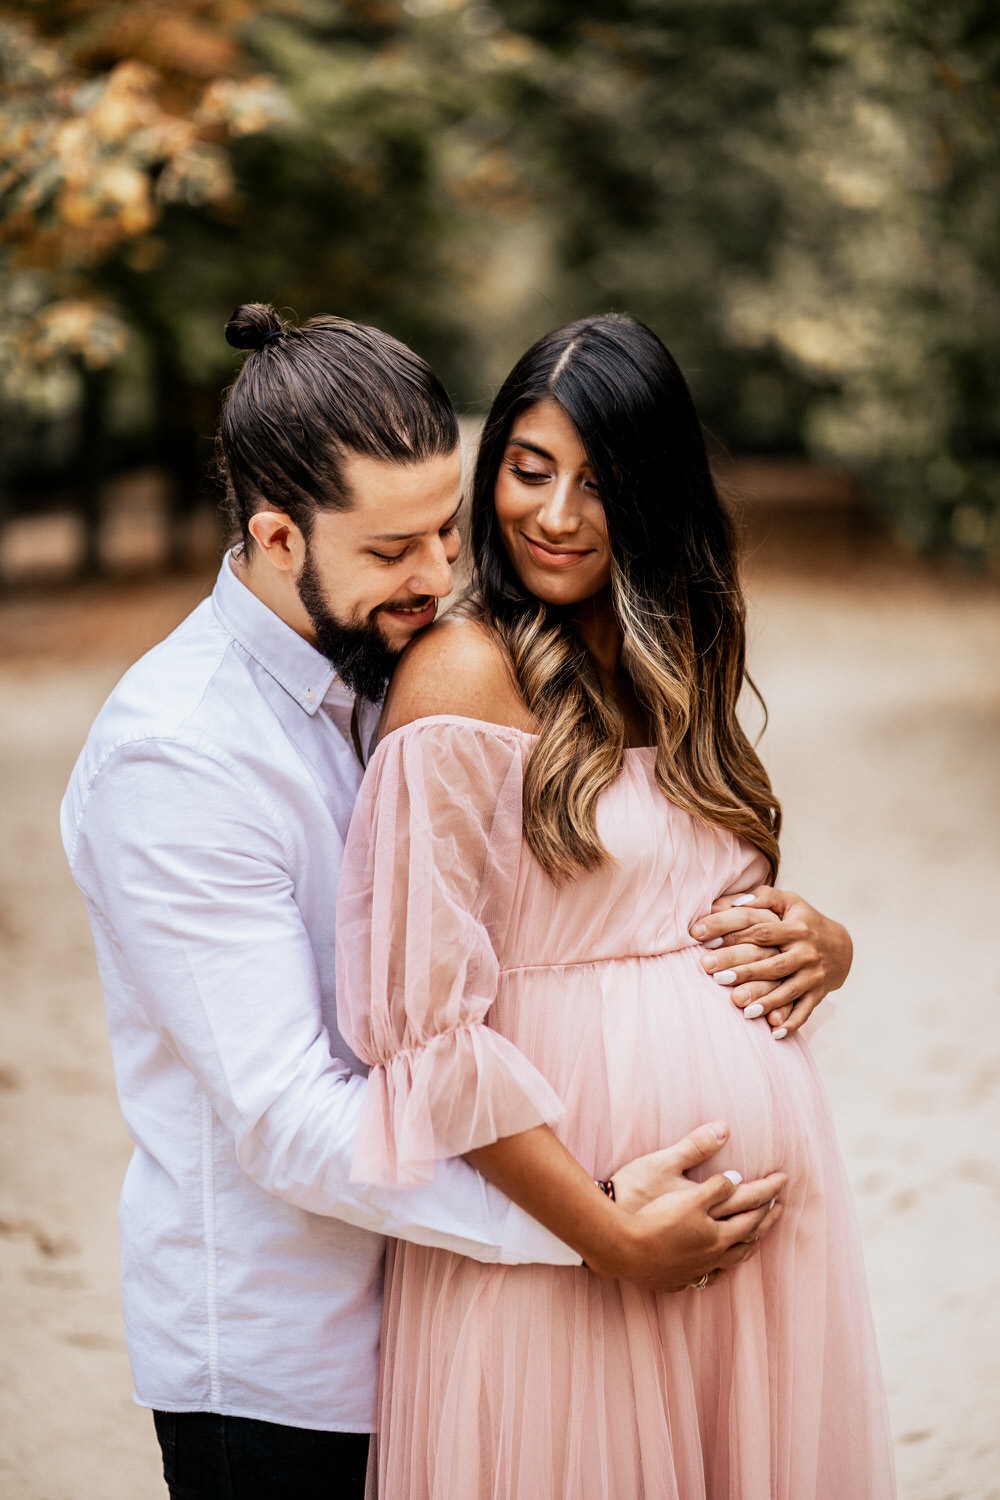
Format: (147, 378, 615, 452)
(336, 715, 896, 1500)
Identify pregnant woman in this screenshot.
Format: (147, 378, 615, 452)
(336, 314, 895, 1498)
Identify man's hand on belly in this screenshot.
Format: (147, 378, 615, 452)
(690, 886, 853, 1037)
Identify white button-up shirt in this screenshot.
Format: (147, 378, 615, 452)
(61, 554, 578, 1433)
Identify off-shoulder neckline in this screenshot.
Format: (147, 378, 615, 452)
(375, 712, 656, 754)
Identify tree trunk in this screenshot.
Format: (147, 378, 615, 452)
(78, 364, 109, 578)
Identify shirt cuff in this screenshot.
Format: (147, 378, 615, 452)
(497, 1200, 583, 1267)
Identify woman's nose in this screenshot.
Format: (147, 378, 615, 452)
(537, 480, 582, 536)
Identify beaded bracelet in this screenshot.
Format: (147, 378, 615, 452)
(581, 1178, 617, 1269)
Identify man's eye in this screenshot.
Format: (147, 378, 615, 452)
(371, 549, 408, 563)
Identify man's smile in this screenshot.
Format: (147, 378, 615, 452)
(379, 597, 438, 627)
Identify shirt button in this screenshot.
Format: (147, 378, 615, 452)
(304, 688, 316, 704)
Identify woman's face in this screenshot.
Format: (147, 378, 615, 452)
(493, 397, 613, 608)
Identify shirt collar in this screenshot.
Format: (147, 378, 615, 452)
(211, 549, 340, 717)
(322, 673, 356, 714)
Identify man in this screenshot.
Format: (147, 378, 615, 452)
(62, 307, 845, 1497)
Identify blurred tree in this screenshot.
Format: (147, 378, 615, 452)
(0, 1, 288, 567)
(0, 0, 552, 569)
(720, 0, 1000, 562)
(459, 0, 1000, 563)
(1, 0, 996, 572)
(486, 0, 844, 452)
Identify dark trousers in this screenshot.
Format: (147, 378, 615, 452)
(153, 1410, 370, 1499)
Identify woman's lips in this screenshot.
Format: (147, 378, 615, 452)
(521, 534, 593, 569)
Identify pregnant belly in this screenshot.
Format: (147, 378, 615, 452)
(491, 948, 825, 1185)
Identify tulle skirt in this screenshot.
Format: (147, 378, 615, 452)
(367, 951, 896, 1499)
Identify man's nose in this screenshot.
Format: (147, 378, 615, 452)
(409, 535, 455, 598)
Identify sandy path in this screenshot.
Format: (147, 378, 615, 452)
(1, 560, 998, 1499)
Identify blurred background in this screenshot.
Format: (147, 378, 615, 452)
(1, 0, 999, 575)
(0, 3, 998, 1497)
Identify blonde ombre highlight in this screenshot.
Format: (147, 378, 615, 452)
(468, 314, 781, 884)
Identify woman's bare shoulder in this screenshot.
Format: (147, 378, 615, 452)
(379, 617, 533, 737)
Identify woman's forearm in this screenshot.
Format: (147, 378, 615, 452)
(466, 1125, 625, 1274)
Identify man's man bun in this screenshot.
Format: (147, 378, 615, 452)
(217, 301, 459, 550)
(225, 303, 285, 352)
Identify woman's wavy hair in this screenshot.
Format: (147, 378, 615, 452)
(467, 313, 781, 883)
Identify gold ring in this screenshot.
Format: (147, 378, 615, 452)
(692, 1274, 710, 1290)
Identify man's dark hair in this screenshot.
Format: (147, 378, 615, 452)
(219, 303, 459, 547)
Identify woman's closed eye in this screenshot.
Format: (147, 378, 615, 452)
(505, 462, 600, 499)
(506, 462, 549, 484)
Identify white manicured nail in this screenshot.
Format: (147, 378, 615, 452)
(703, 937, 724, 949)
(713, 969, 738, 985)
(732, 894, 756, 906)
(772, 1027, 788, 1040)
(744, 1003, 765, 1019)
(724, 1170, 743, 1185)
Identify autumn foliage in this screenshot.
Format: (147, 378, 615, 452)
(1, 0, 998, 565)
(0, 2, 284, 382)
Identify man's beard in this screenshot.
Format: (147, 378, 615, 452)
(297, 547, 407, 702)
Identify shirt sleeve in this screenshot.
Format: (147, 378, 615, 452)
(66, 732, 579, 1266)
(336, 718, 566, 1188)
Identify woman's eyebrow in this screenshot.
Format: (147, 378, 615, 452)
(507, 436, 594, 475)
(506, 437, 555, 462)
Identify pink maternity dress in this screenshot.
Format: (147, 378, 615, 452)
(336, 716, 895, 1500)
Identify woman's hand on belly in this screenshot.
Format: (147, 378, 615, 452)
(622, 1165, 786, 1292)
(613, 1120, 786, 1222)
(466, 1121, 787, 1294)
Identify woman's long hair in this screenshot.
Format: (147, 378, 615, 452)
(467, 313, 781, 883)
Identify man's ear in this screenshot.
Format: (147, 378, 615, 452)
(247, 510, 306, 573)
